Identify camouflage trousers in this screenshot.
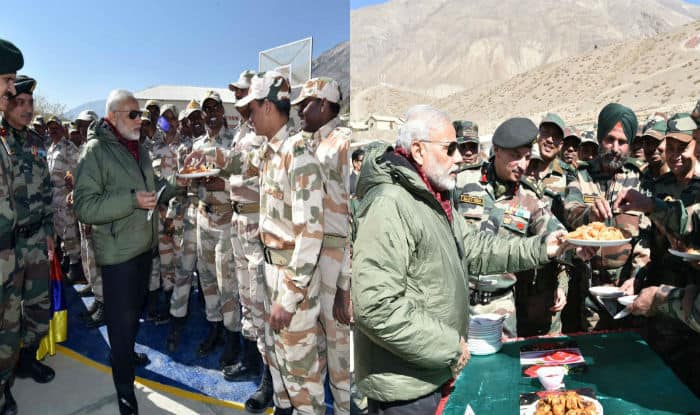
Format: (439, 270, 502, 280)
(197, 205, 240, 331)
(229, 210, 265, 357)
(149, 208, 182, 294)
(170, 200, 198, 318)
(317, 245, 351, 415)
(470, 288, 517, 338)
(15, 228, 50, 347)
(78, 222, 102, 302)
(54, 207, 80, 264)
(515, 270, 564, 337)
(263, 262, 324, 415)
(0, 246, 20, 408)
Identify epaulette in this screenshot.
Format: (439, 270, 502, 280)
(520, 175, 543, 198)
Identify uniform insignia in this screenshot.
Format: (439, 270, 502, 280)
(460, 194, 484, 206)
(583, 194, 598, 204)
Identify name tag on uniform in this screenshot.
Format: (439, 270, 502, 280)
(583, 194, 598, 204)
(460, 194, 484, 206)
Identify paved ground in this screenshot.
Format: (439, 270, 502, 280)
(12, 347, 265, 414)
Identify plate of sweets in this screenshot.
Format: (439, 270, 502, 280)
(565, 222, 631, 247)
(177, 165, 220, 178)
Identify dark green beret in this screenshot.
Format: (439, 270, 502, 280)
(0, 39, 23, 75)
(492, 117, 538, 149)
(13, 75, 36, 96)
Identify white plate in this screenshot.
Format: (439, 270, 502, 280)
(618, 295, 637, 307)
(566, 238, 630, 247)
(521, 394, 603, 415)
(470, 342, 502, 355)
(589, 286, 624, 299)
(177, 168, 221, 178)
(668, 248, 700, 261)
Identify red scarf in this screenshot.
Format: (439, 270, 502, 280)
(104, 119, 139, 163)
(394, 147, 453, 223)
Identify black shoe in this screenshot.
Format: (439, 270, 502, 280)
(85, 301, 105, 328)
(1, 381, 17, 415)
(79, 299, 101, 319)
(15, 347, 55, 383)
(166, 316, 186, 353)
(223, 338, 261, 380)
(133, 352, 150, 367)
(273, 407, 293, 415)
(218, 330, 241, 369)
(67, 262, 87, 285)
(197, 321, 224, 357)
(244, 365, 273, 414)
(76, 285, 94, 297)
(116, 384, 138, 415)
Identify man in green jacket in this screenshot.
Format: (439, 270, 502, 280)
(352, 105, 591, 414)
(73, 89, 182, 415)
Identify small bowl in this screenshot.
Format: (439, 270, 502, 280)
(536, 366, 566, 391)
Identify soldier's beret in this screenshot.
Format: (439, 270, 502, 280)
(492, 117, 538, 149)
(0, 39, 23, 75)
(13, 75, 36, 96)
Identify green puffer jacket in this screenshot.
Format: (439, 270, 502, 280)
(352, 142, 550, 402)
(73, 120, 181, 266)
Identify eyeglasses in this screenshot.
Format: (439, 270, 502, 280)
(114, 110, 141, 120)
(419, 139, 459, 156)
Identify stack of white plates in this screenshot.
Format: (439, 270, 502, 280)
(468, 313, 504, 355)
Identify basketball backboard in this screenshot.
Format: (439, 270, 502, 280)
(259, 37, 312, 88)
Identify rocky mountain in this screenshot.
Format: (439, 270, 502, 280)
(312, 41, 350, 112)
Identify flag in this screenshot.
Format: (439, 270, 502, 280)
(37, 254, 68, 360)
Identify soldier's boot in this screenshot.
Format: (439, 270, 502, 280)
(15, 346, 55, 383)
(85, 301, 106, 329)
(115, 383, 138, 415)
(166, 316, 187, 353)
(153, 290, 172, 326)
(76, 285, 94, 298)
(144, 289, 160, 322)
(79, 299, 101, 319)
(244, 365, 273, 414)
(67, 262, 87, 285)
(223, 338, 261, 380)
(197, 321, 224, 357)
(273, 407, 293, 415)
(1, 379, 17, 415)
(218, 330, 241, 369)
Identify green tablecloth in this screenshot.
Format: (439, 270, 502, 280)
(442, 331, 700, 415)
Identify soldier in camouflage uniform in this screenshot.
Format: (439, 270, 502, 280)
(453, 121, 485, 217)
(578, 130, 599, 163)
(456, 118, 567, 338)
(560, 126, 580, 166)
(564, 103, 649, 330)
(2, 76, 56, 386)
(191, 90, 241, 367)
(47, 116, 83, 289)
(0, 38, 23, 414)
(236, 71, 325, 415)
(292, 77, 351, 414)
(31, 115, 47, 142)
(640, 114, 669, 191)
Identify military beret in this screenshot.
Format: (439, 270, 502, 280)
(665, 112, 696, 143)
(13, 75, 36, 96)
(492, 117, 538, 149)
(453, 120, 479, 144)
(539, 113, 566, 137)
(0, 39, 23, 75)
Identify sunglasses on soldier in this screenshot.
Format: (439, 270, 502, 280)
(419, 139, 459, 156)
(114, 110, 141, 120)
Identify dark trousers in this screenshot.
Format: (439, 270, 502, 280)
(367, 390, 441, 415)
(102, 250, 152, 389)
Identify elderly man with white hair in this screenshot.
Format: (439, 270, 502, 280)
(351, 105, 592, 414)
(73, 89, 184, 415)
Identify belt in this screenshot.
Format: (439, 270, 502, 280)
(0, 232, 15, 250)
(263, 246, 294, 266)
(233, 202, 260, 214)
(199, 201, 233, 215)
(322, 234, 347, 249)
(469, 286, 512, 306)
(14, 221, 43, 239)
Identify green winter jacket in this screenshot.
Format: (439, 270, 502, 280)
(352, 142, 551, 402)
(73, 120, 182, 266)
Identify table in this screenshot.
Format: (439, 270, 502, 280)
(442, 331, 700, 414)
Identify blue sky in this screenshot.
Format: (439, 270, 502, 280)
(351, 0, 388, 9)
(1, 0, 349, 109)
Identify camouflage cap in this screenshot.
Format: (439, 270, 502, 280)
(140, 110, 151, 122)
(564, 126, 581, 142)
(32, 115, 45, 126)
(68, 123, 78, 134)
(492, 117, 538, 149)
(46, 115, 61, 126)
(580, 130, 599, 147)
(641, 113, 668, 142)
(665, 112, 697, 143)
(235, 71, 291, 108)
(453, 120, 479, 144)
(290, 77, 341, 106)
(0, 39, 23, 75)
(184, 99, 202, 117)
(200, 90, 222, 107)
(539, 113, 566, 137)
(76, 109, 98, 122)
(13, 75, 36, 96)
(178, 109, 187, 122)
(160, 103, 178, 117)
(229, 69, 256, 90)
(145, 99, 161, 109)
